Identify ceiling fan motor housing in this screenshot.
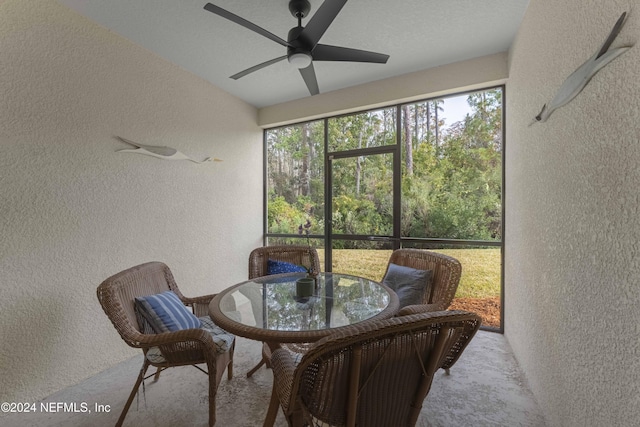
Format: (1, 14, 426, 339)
(287, 27, 312, 68)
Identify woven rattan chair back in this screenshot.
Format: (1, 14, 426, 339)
(248, 245, 321, 279)
(97, 261, 233, 427)
(385, 248, 462, 311)
(245, 245, 321, 378)
(271, 310, 481, 427)
(98, 262, 178, 345)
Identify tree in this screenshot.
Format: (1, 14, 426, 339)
(266, 89, 503, 243)
(400, 90, 502, 240)
(402, 105, 413, 175)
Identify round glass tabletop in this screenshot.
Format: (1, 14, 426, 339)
(209, 272, 399, 343)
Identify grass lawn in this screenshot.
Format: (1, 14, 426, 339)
(321, 248, 501, 299)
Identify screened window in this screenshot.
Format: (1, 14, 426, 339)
(400, 91, 503, 241)
(265, 120, 324, 243)
(328, 107, 396, 152)
(264, 87, 504, 331)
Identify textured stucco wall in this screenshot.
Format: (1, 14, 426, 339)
(505, 0, 640, 426)
(0, 0, 262, 402)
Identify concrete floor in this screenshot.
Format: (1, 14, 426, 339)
(1, 331, 546, 427)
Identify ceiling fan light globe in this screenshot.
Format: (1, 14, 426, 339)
(288, 52, 312, 69)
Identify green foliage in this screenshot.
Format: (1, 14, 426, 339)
(402, 89, 503, 240)
(332, 194, 390, 237)
(267, 196, 301, 234)
(328, 107, 396, 151)
(265, 88, 503, 243)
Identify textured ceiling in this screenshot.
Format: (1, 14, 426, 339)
(57, 0, 529, 108)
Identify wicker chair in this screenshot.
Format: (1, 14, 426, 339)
(248, 245, 321, 280)
(384, 248, 462, 316)
(96, 262, 235, 427)
(384, 249, 465, 374)
(245, 245, 321, 377)
(270, 310, 481, 427)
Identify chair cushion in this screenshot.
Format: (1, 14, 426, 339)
(199, 316, 235, 354)
(145, 316, 235, 363)
(267, 259, 307, 275)
(135, 290, 202, 333)
(382, 263, 433, 308)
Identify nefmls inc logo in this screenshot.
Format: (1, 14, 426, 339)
(40, 402, 90, 413)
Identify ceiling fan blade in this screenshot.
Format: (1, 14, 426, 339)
(299, 63, 319, 95)
(297, 0, 347, 47)
(204, 3, 291, 48)
(312, 44, 389, 63)
(230, 55, 287, 80)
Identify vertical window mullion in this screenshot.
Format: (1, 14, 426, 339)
(394, 105, 402, 250)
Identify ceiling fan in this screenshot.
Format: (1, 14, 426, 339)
(203, 0, 390, 96)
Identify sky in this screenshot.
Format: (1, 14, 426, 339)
(441, 94, 473, 127)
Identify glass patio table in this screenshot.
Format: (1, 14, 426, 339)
(208, 272, 400, 427)
(209, 272, 399, 345)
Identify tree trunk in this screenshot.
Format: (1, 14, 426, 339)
(402, 105, 413, 175)
(301, 124, 310, 196)
(426, 103, 431, 143)
(356, 129, 363, 195)
(434, 100, 440, 152)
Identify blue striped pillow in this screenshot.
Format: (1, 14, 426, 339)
(135, 290, 202, 333)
